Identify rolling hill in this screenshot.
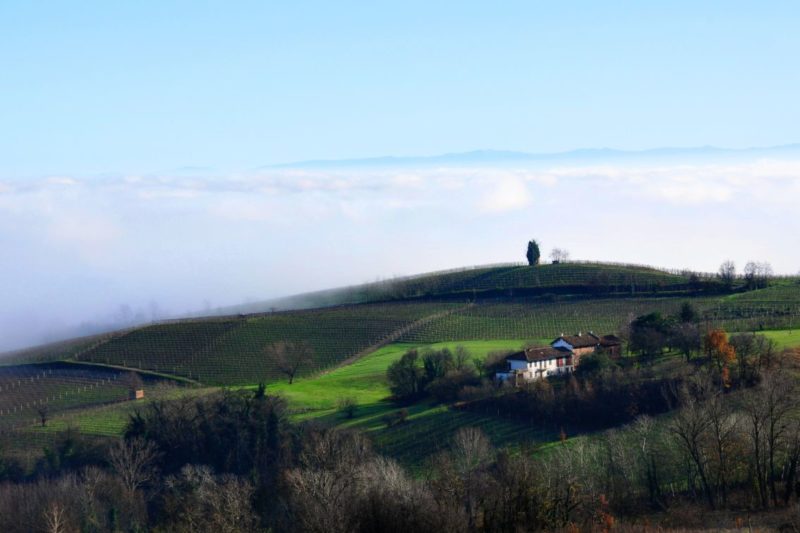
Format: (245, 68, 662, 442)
(1, 260, 799, 462)
(5, 262, 799, 386)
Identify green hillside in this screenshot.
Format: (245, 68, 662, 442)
(73, 302, 462, 385)
(0, 363, 131, 431)
(267, 339, 555, 467)
(221, 261, 709, 313)
(5, 263, 798, 390)
(0, 260, 796, 491)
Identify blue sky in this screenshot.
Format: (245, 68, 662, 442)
(1, 2, 800, 350)
(2, 1, 799, 174)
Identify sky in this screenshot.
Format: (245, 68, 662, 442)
(1, 2, 800, 350)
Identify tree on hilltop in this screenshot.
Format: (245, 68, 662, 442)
(526, 240, 541, 266)
(718, 260, 736, 289)
(744, 261, 773, 290)
(550, 248, 570, 263)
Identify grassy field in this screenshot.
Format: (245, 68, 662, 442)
(268, 339, 536, 418)
(268, 339, 553, 466)
(761, 329, 800, 349)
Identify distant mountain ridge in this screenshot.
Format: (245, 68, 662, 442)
(266, 144, 800, 169)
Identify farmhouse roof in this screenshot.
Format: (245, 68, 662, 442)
(600, 335, 622, 347)
(552, 332, 601, 349)
(507, 346, 571, 362)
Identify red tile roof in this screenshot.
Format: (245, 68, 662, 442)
(552, 332, 601, 349)
(600, 335, 622, 347)
(507, 346, 571, 362)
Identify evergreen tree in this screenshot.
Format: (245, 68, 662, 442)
(526, 239, 541, 266)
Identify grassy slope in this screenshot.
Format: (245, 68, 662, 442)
(5, 264, 797, 388)
(0, 384, 216, 467)
(0, 263, 796, 465)
(247, 262, 696, 312)
(269, 339, 552, 466)
(269, 340, 537, 417)
(71, 303, 461, 385)
(762, 329, 800, 349)
(5, 330, 800, 468)
(23, 384, 217, 437)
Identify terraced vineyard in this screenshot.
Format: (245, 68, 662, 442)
(253, 262, 708, 312)
(5, 264, 799, 391)
(397, 291, 800, 344)
(49, 291, 800, 386)
(428, 263, 694, 294)
(0, 363, 130, 431)
(397, 297, 710, 342)
(369, 405, 554, 468)
(74, 303, 463, 385)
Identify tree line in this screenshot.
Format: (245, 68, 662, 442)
(3, 360, 800, 531)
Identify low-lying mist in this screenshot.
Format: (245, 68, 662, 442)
(2, 150, 799, 352)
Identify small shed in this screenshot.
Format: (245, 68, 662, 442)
(129, 389, 145, 400)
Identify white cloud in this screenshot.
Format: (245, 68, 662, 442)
(479, 176, 532, 213)
(1, 156, 800, 351)
(647, 180, 733, 204)
(48, 214, 121, 251)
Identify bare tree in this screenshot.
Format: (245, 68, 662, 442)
(742, 370, 798, 507)
(286, 429, 373, 533)
(452, 427, 493, 474)
(124, 371, 144, 392)
(108, 437, 160, 497)
(163, 465, 258, 533)
(42, 501, 70, 533)
(744, 261, 774, 290)
(668, 389, 716, 509)
(264, 341, 314, 384)
(718, 260, 736, 288)
(705, 392, 740, 506)
(782, 417, 800, 505)
(672, 322, 701, 362)
(550, 248, 570, 263)
(37, 406, 49, 427)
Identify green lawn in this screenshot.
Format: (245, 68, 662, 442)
(268, 339, 537, 419)
(761, 329, 800, 349)
(267, 338, 556, 466)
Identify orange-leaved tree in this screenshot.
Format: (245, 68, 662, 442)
(704, 329, 736, 387)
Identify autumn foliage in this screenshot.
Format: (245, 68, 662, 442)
(704, 329, 736, 385)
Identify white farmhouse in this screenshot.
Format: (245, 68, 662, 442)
(495, 331, 623, 385)
(495, 346, 574, 385)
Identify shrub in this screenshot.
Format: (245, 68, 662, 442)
(428, 369, 480, 403)
(387, 350, 424, 403)
(575, 352, 615, 377)
(458, 380, 498, 402)
(479, 350, 513, 378)
(337, 397, 358, 419)
(382, 409, 409, 428)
